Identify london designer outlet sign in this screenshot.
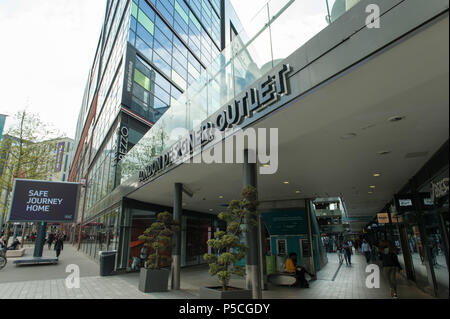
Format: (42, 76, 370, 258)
(8, 179, 80, 222)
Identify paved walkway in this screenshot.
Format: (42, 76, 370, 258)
(0, 243, 99, 284)
(0, 247, 437, 299)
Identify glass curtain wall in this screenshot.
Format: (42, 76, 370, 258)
(119, 0, 331, 183)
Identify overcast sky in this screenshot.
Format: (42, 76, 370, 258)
(0, 0, 107, 138)
(0, 0, 327, 139)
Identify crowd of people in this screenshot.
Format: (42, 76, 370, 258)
(333, 237, 403, 298)
(0, 229, 67, 260)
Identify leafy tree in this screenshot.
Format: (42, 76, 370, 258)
(138, 211, 180, 269)
(203, 185, 259, 291)
(0, 110, 61, 243)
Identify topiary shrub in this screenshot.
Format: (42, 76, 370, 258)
(138, 211, 179, 269)
(203, 185, 259, 291)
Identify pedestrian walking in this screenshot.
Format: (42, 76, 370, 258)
(54, 235, 64, 259)
(361, 239, 371, 263)
(47, 232, 55, 250)
(343, 242, 352, 266)
(347, 240, 353, 255)
(336, 243, 344, 264)
(379, 241, 403, 298)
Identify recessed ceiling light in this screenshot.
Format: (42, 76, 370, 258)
(218, 196, 223, 199)
(377, 150, 391, 155)
(388, 116, 405, 122)
(340, 133, 357, 140)
(368, 192, 373, 194)
(295, 190, 301, 194)
(370, 185, 376, 189)
(283, 181, 289, 184)
(373, 173, 381, 177)
(209, 209, 213, 211)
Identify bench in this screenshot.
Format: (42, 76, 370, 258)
(6, 248, 25, 258)
(268, 272, 298, 286)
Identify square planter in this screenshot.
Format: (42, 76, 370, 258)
(138, 268, 170, 293)
(199, 286, 252, 299)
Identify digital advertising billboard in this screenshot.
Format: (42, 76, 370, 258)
(7, 179, 80, 223)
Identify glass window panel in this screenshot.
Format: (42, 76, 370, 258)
(134, 68, 151, 91)
(131, 1, 138, 18)
(135, 36, 153, 61)
(171, 69, 186, 90)
(153, 51, 171, 77)
(189, 11, 201, 31)
(154, 84, 170, 104)
(154, 71, 171, 93)
(130, 16, 137, 31)
(136, 23, 154, 47)
(155, 16, 171, 38)
(137, 9, 155, 35)
(174, 0, 189, 25)
(139, 0, 155, 20)
(129, 30, 136, 45)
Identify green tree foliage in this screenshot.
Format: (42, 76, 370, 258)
(138, 211, 180, 269)
(203, 185, 259, 291)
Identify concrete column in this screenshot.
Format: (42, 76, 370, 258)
(243, 149, 262, 299)
(397, 223, 416, 281)
(416, 212, 439, 296)
(258, 217, 268, 290)
(118, 206, 132, 269)
(437, 212, 449, 271)
(305, 199, 317, 276)
(33, 221, 47, 258)
(410, 178, 439, 297)
(172, 183, 182, 290)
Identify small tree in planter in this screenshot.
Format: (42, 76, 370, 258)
(138, 211, 179, 293)
(201, 185, 259, 299)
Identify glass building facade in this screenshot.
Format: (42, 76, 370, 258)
(69, 0, 242, 266)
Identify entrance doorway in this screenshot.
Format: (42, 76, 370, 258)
(183, 216, 213, 266)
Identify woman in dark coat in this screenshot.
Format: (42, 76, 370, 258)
(54, 235, 64, 259)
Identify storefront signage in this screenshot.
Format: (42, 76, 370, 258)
(8, 179, 80, 222)
(398, 199, 413, 207)
(117, 126, 129, 162)
(138, 64, 292, 183)
(377, 212, 389, 224)
(431, 177, 449, 202)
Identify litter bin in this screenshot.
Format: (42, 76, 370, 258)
(99, 250, 117, 276)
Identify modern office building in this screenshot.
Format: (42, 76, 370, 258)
(70, 0, 448, 298)
(0, 114, 6, 142)
(69, 0, 246, 267)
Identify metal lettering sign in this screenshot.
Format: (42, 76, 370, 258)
(54, 141, 65, 172)
(8, 179, 80, 222)
(138, 64, 292, 183)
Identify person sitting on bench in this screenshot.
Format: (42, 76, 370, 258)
(285, 252, 313, 288)
(7, 238, 21, 250)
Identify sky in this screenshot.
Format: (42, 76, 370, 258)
(0, 0, 107, 138)
(0, 0, 328, 140)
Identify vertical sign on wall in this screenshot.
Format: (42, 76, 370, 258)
(54, 141, 65, 172)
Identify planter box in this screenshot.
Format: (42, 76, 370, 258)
(199, 286, 252, 299)
(138, 268, 170, 293)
